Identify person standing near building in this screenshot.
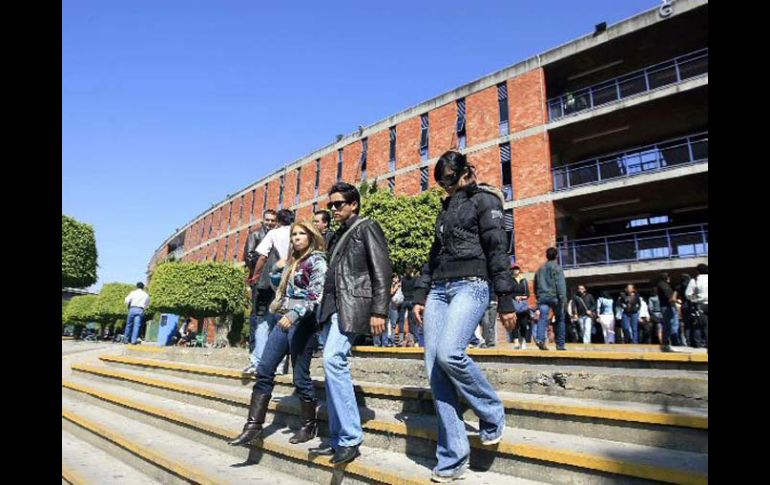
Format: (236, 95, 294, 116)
(228, 220, 327, 448)
(244, 209, 294, 373)
(685, 264, 708, 349)
(411, 150, 516, 482)
(647, 292, 664, 344)
(308, 182, 392, 465)
(510, 265, 531, 349)
(619, 284, 642, 344)
(313, 209, 334, 248)
(657, 273, 681, 350)
(569, 285, 596, 344)
(244, 210, 278, 360)
(123, 282, 150, 345)
(596, 291, 615, 344)
(534, 247, 567, 351)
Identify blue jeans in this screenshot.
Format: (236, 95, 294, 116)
(320, 313, 362, 448)
(423, 278, 505, 475)
(578, 316, 593, 344)
(662, 306, 681, 346)
(621, 312, 639, 344)
(254, 314, 317, 402)
(536, 297, 566, 347)
(124, 308, 144, 344)
(250, 312, 279, 367)
(373, 306, 398, 347)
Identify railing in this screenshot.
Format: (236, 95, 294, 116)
(558, 224, 708, 269)
(553, 132, 708, 191)
(548, 48, 708, 121)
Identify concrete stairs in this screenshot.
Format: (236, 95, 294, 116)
(62, 344, 707, 484)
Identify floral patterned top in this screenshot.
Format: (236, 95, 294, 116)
(270, 251, 328, 324)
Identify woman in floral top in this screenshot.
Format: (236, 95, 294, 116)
(229, 220, 328, 447)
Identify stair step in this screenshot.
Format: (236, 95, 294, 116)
(62, 397, 315, 485)
(62, 429, 161, 484)
(63, 388, 530, 485)
(63, 375, 707, 484)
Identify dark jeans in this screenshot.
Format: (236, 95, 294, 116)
(399, 301, 424, 346)
(253, 313, 317, 403)
(536, 297, 566, 347)
(689, 303, 708, 348)
(621, 312, 639, 344)
(249, 286, 275, 353)
(480, 300, 498, 347)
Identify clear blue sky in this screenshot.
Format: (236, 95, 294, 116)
(63, 0, 656, 292)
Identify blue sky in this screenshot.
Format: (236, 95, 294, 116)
(62, 0, 657, 292)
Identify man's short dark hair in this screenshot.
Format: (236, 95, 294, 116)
(136, 282, 144, 289)
(329, 182, 361, 214)
(263, 209, 277, 217)
(696, 263, 708, 274)
(314, 210, 331, 225)
(276, 209, 294, 226)
(545, 247, 558, 261)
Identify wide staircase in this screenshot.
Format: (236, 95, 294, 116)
(62, 343, 708, 484)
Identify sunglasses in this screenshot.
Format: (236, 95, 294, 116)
(326, 200, 349, 211)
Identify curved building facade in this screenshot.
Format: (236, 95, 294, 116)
(150, 1, 708, 297)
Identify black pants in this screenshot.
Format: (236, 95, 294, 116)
(510, 311, 532, 343)
(689, 303, 708, 348)
(253, 314, 317, 403)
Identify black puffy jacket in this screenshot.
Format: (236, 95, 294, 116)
(414, 183, 515, 313)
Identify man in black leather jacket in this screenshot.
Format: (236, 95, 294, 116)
(243, 209, 277, 356)
(308, 182, 392, 465)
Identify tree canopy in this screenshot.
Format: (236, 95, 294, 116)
(62, 214, 98, 288)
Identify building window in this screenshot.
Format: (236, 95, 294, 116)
(201, 218, 206, 239)
(388, 176, 395, 192)
(239, 195, 244, 222)
(360, 138, 368, 181)
(263, 182, 269, 212)
(233, 231, 239, 261)
(278, 174, 285, 209)
(498, 82, 509, 136)
(250, 189, 256, 222)
(314, 158, 321, 197)
(337, 149, 344, 182)
(227, 202, 233, 230)
(223, 235, 229, 261)
(419, 114, 429, 161)
(312, 201, 318, 213)
(295, 167, 302, 205)
(389, 126, 397, 172)
(500, 143, 513, 201)
(208, 216, 213, 236)
(420, 166, 429, 192)
(456, 98, 467, 150)
(504, 209, 515, 255)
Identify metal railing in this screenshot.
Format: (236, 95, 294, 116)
(558, 224, 708, 269)
(548, 48, 708, 121)
(552, 131, 708, 191)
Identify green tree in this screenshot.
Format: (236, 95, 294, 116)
(63, 294, 99, 337)
(360, 186, 443, 275)
(149, 261, 248, 347)
(62, 214, 98, 288)
(93, 282, 135, 325)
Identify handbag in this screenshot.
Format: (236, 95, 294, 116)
(513, 299, 529, 313)
(392, 288, 404, 306)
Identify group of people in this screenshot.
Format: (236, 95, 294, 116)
(219, 148, 707, 482)
(228, 150, 518, 482)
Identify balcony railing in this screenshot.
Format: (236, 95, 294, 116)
(553, 132, 708, 191)
(558, 224, 708, 269)
(548, 48, 708, 121)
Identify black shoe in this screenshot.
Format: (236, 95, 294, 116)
(536, 340, 549, 351)
(556, 345, 567, 351)
(308, 444, 335, 456)
(330, 445, 361, 464)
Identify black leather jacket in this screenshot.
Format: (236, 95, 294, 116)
(414, 183, 515, 313)
(321, 217, 393, 335)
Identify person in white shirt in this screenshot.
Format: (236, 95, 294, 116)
(245, 209, 294, 373)
(685, 264, 708, 348)
(124, 282, 151, 344)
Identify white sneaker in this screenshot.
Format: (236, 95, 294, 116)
(521, 342, 527, 350)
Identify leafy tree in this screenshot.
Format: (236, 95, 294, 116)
(94, 282, 135, 322)
(63, 294, 99, 333)
(62, 215, 98, 288)
(149, 261, 248, 346)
